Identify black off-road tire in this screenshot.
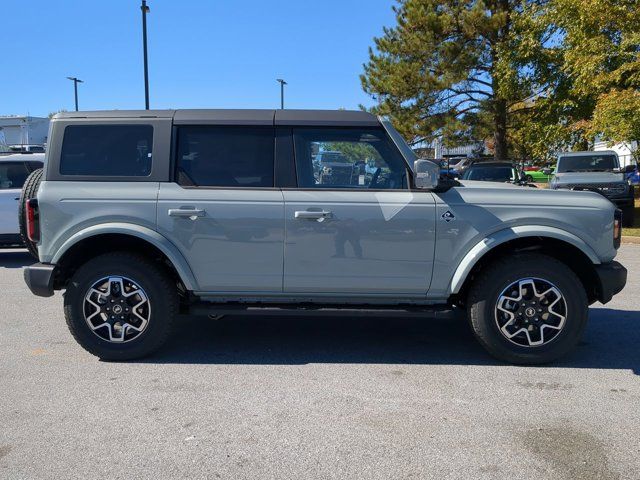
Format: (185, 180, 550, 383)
(64, 252, 178, 361)
(18, 168, 43, 258)
(467, 253, 589, 365)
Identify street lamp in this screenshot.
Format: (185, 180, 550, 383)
(141, 0, 151, 110)
(66, 77, 83, 111)
(276, 78, 287, 109)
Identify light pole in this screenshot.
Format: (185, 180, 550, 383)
(141, 0, 150, 110)
(276, 78, 287, 109)
(66, 77, 83, 111)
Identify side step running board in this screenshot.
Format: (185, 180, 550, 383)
(188, 302, 459, 319)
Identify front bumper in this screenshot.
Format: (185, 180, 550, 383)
(23, 263, 56, 297)
(594, 261, 627, 304)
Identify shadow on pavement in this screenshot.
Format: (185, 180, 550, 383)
(146, 308, 640, 374)
(0, 249, 35, 269)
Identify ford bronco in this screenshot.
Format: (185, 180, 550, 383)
(22, 109, 627, 363)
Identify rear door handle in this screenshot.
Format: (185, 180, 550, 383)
(294, 210, 333, 220)
(168, 208, 205, 218)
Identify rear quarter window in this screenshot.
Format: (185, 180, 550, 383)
(60, 125, 153, 176)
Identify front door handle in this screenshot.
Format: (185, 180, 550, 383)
(168, 208, 205, 218)
(294, 210, 333, 220)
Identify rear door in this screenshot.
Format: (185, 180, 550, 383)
(283, 127, 436, 297)
(0, 161, 30, 235)
(157, 125, 284, 293)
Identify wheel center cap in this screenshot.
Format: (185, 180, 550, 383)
(524, 307, 536, 317)
(112, 304, 123, 315)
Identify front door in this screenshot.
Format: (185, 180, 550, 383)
(283, 127, 436, 297)
(157, 126, 284, 293)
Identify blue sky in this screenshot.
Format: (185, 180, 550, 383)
(3, 0, 396, 117)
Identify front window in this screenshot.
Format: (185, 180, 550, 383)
(293, 128, 408, 189)
(557, 154, 619, 173)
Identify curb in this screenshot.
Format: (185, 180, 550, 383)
(621, 236, 640, 245)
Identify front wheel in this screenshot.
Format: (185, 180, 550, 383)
(467, 254, 588, 364)
(64, 252, 178, 360)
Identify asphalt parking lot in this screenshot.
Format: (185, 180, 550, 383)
(0, 246, 638, 480)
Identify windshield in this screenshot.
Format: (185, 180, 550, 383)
(462, 166, 515, 182)
(557, 154, 619, 173)
(380, 118, 417, 167)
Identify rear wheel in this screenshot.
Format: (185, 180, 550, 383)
(525, 174, 533, 183)
(64, 252, 178, 360)
(467, 253, 588, 364)
(18, 168, 43, 258)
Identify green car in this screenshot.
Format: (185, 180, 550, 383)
(523, 167, 554, 183)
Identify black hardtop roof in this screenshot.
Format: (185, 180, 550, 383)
(54, 109, 380, 127)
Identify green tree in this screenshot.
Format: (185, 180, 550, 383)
(361, 0, 557, 160)
(589, 89, 640, 162)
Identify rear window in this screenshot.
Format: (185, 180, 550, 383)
(60, 125, 153, 176)
(176, 126, 274, 187)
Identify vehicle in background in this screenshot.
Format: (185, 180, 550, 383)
(7, 144, 46, 153)
(461, 161, 532, 186)
(625, 164, 640, 185)
(0, 153, 44, 246)
(449, 157, 474, 175)
(550, 151, 635, 226)
(523, 165, 554, 183)
(438, 159, 459, 178)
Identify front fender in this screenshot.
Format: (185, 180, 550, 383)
(51, 222, 198, 291)
(449, 225, 600, 295)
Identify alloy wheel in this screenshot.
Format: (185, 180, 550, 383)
(494, 277, 567, 347)
(83, 276, 151, 343)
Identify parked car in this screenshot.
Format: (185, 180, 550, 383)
(439, 159, 459, 178)
(523, 166, 554, 183)
(550, 151, 635, 226)
(22, 109, 626, 365)
(0, 153, 43, 246)
(460, 161, 531, 186)
(7, 144, 46, 153)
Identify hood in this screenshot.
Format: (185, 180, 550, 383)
(553, 171, 625, 185)
(454, 179, 614, 210)
(458, 180, 524, 189)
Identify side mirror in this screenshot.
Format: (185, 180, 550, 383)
(414, 159, 440, 189)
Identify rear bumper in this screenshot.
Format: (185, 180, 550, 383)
(594, 261, 627, 304)
(23, 263, 56, 297)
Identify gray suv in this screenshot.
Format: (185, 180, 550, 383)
(23, 109, 627, 364)
(550, 151, 635, 226)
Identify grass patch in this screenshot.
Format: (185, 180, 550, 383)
(621, 192, 640, 237)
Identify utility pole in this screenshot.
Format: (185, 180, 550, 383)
(141, 0, 151, 109)
(276, 78, 287, 109)
(66, 77, 83, 111)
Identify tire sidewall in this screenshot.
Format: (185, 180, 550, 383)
(65, 255, 174, 360)
(472, 259, 588, 363)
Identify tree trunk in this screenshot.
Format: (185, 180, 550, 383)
(493, 99, 508, 161)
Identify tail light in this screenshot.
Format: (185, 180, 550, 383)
(613, 209, 622, 249)
(26, 198, 40, 243)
